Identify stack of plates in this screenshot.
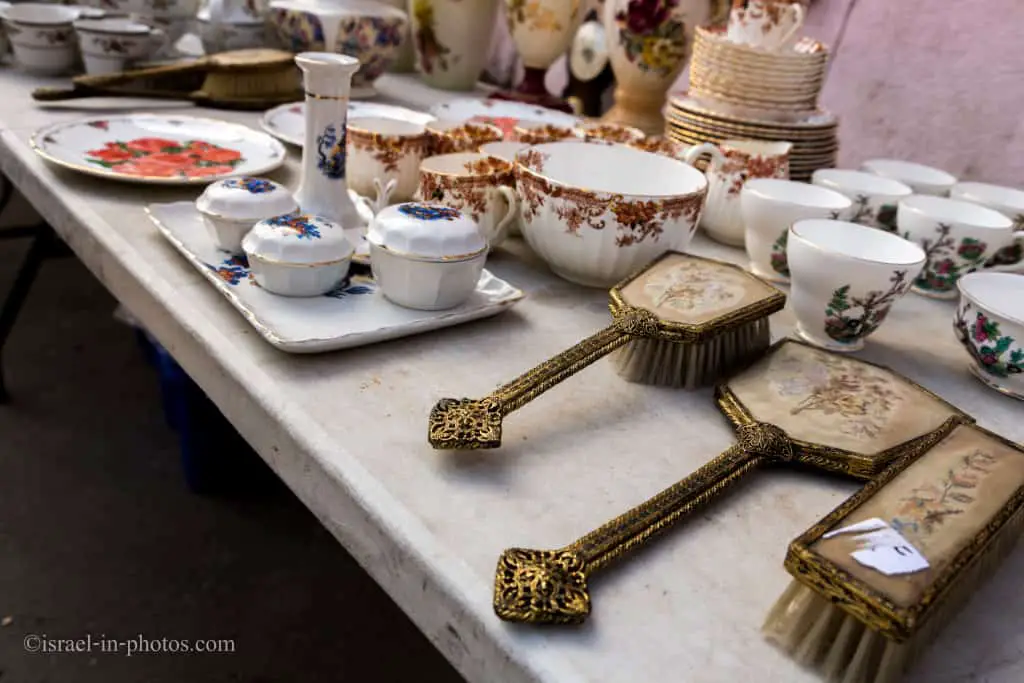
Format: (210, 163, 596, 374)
(689, 26, 829, 113)
(665, 93, 838, 182)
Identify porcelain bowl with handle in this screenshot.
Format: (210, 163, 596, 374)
(954, 271, 1024, 400)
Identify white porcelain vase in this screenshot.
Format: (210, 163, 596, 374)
(294, 52, 367, 229)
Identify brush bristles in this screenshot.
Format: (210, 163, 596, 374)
(612, 318, 771, 389)
(202, 68, 300, 101)
(763, 503, 1024, 683)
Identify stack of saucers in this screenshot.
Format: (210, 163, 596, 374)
(665, 93, 838, 182)
(688, 26, 829, 114)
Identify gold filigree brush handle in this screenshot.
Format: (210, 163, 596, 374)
(428, 307, 660, 450)
(492, 423, 794, 624)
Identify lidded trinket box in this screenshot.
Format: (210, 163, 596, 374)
(366, 202, 487, 311)
(195, 176, 298, 253)
(241, 213, 354, 297)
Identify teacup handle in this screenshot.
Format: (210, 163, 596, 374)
(490, 186, 518, 247)
(776, 3, 805, 49)
(984, 230, 1024, 273)
(682, 142, 726, 168)
(372, 177, 397, 213)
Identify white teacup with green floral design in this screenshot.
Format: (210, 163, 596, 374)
(954, 271, 1024, 400)
(787, 219, 925, 353)
(811, 168, 912, 233)
(861, 158, 957, 196)
(897, 195, 1024, 299)
(950, 181, 1024, 271)
(740, 178, 852, 284)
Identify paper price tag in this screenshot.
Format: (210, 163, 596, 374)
(823, 517, 930, 577)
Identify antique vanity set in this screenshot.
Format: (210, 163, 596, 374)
(4, 0, 1024, 680)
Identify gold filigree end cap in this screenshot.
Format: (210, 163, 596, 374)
(493, 548, 591, 625)
(428, 398, 503, 450)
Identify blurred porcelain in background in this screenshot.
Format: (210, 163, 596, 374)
(426, 119, 503, 155)
(787, 219, 925, 352)
(0, 2, 11, 57)
(366, 202, 488, 310)
(954, 271, 1024, 400)
(811, 168, 912, 232)
(950, 181, 1024, 269)
(196, 177, 299, 254)
(197, 0, 270, 54)
(897, 195, 1022, 299)
(514, 141, 707, 288)
(861, 158, 957, 196)
(3, 3, 80, 75)
(242, 213, 354, 297)
(74, 18, 166, 75)
(740, 178, 851, 283)
(513, 120, 576, 145)
(269, 0, 408, 98)
(627, 136, 691, 161)
(686, 139, 792, 247)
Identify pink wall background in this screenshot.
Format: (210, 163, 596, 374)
(798, 0, 1022, 185)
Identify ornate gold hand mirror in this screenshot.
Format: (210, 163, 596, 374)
(429, 252, 787, 450)
(492, 339, 973, 624)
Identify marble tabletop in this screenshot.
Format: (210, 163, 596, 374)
(0, 69, 1022, 683)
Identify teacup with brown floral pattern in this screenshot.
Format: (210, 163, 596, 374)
(425, 120, 503, 156)
(574, 122, 645, 145)
(513, 120, 577, 145)
(347, 116, 429, 204)
(417, 152, 518, 248)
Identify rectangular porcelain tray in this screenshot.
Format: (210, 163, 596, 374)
(146, 202, 525, 354)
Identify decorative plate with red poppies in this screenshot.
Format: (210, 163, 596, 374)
(30, 115, 287, 185)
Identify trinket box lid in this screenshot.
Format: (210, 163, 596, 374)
(367, 202, 487, 261)
(195, 177, 298, 222)
(242, 213, 353, 265)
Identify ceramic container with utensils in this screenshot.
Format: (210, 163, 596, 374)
(366, 202, 488, 310)
(684, 139, 791, 247)
(811, 168, 912, 232)
(950, 181, 1024, 269)
(426, 119, 503, 155)
(269, 0, 408, 98)
(954, 271, 1024, 400)
(574, 122, 645, 145)
(897, 195, 1023, 299)
(242, 213, 355, 296)
(73, 18, 166, 75)
(514, 141, 707, 287)
(727, 0, 804, 51)
(740, 178, 852, 283)
(3, 3, 80, 75)
(418, 152, 517, 248)
(196, 177, 299, 254)
(409, 0, 498, 91)
(501, 0, 585, 110)
(513, 120, 576, 145)
(346, 116, 429, 204)
(861, 158, 957, 197)
(787, 219, 925, 352)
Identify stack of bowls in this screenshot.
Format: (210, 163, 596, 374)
(688, 26, 829, 114)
